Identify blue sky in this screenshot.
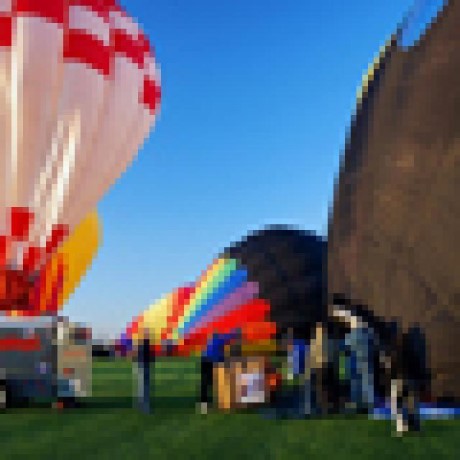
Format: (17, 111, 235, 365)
(65, 0, 414, 338)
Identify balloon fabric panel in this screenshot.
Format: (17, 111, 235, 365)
(223, 226, 327, 338)
(0, 0, 160, 313)
(127, 284, 195, 344)
(3, 210, 100, 316)
(172, 257, 228, 339)
(180, 299, 271, 354)
(160, 285, 195, 341)
(180, 258, 237, 329)
(179, 267, 248, 337)
(187, 280, 259, 335)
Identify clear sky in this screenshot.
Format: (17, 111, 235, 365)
(64, 0, 415, 338)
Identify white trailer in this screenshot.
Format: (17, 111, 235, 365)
(0, 316, 92, 408)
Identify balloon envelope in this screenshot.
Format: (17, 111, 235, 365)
(223, 225, 328, 339)
(0, 0, 160, 311)
(328, 0, 460, 400)
(124, 225, 327, 355)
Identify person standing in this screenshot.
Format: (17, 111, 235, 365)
(135, 337, 153, 414)
(199, 329, 240, 414)
(287, 336, 309, 416)
(330, 295, 424, 435)
(199, 334, 222, 414)
(330, 302, 376, 414)
(379, 323, 424, 435)
(302, 321, 339, 416)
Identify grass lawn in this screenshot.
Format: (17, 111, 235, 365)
(0, 357, 458, 459)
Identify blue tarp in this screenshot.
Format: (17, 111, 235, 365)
(372, 404, 460, 420)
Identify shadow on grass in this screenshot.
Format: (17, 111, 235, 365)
(75, 394, 198, 413)
(78, 396, 134, 410)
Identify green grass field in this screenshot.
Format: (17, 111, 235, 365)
(0, 357, 458, 459)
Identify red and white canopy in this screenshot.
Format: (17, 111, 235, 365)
(0, 0, 161, 276)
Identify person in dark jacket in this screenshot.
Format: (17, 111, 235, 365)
(382, 324, 426, 434)
(330, 295, 425, 435)
(135, 337, 153, 414)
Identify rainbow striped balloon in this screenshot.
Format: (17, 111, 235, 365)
(122, 256, 273, 354)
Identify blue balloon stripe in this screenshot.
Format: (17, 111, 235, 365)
(189, 270, 248, 330)
(180, 268, 248, 336)
(181, 269, 247, 335)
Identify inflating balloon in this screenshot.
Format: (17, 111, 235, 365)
(223, 225, 328, 339)
(0, 1, 161, 314)
(123, 225, 326, 356)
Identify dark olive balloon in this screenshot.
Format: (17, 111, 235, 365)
(328, 0, 460, 401)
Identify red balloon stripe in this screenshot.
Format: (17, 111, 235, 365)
(183, 299, 271, 346)
(0, 15, 12, 47)
(45, 223, 69, 255)
(113, 28, 146, 67)
(127, 315, 143, 336)
(142, 78, 161, 115)
(0, 237, 7, 267)
(64, 29, 112, 75)
(68, 0, 113, 18)
(178, 321, 276, 356)
(15, 0, 66, 24)
(10, 207, 34, 241)
(6, 0, 161, 113)
(22, 246, 43, 274)
(160, 286, 196, 341)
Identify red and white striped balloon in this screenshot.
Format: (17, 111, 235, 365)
(0, 0, 161, 277)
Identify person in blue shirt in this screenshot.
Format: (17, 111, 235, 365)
(199, 329, 242, 413)
(292, 339, 307, 376)
(288, 337, 309, 417)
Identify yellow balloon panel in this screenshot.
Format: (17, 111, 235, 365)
(138, 291, 176, 342)
(59, 211, 101, 306)
(7, 211, 100, 316)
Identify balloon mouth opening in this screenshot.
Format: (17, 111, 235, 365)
(0, 268, 34, 309)
(0, 267, 51, 315)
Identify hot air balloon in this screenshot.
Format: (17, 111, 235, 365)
(122, 259, 271, 357)
(123, 225, 326, 357)
(328, 0, 459, 401)
(0, 0, 161, 314)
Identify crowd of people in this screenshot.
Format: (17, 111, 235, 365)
(197, 295, 430, 435)
(300, 296, 428, 434)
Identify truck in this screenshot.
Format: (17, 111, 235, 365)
(0, 316, 92, 408)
